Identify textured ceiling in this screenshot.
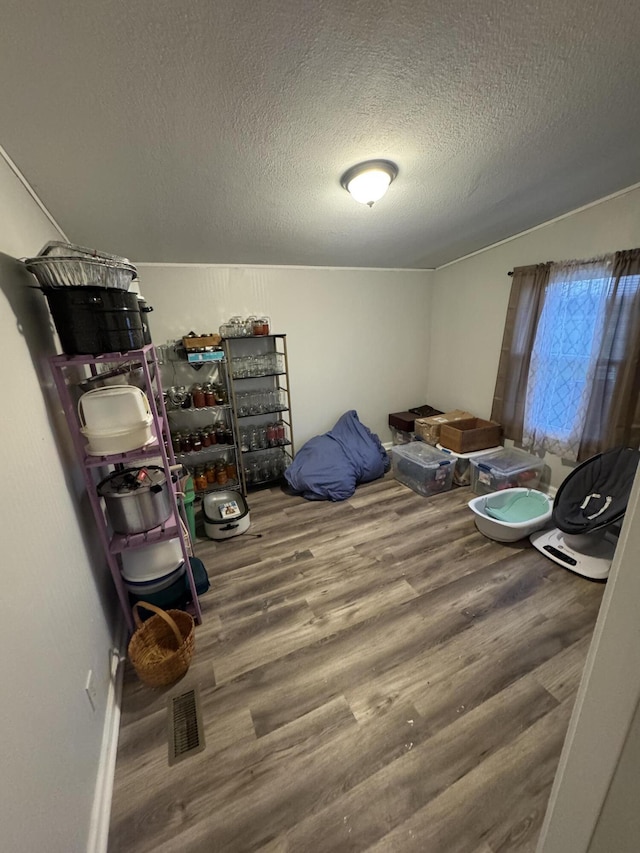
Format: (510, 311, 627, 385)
(1, 0, 639, 268)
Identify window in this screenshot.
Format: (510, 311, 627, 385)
(492, 250, 640, 462)
(523, 261, 613, 459)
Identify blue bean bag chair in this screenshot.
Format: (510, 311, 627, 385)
(284, 410, 389, 501)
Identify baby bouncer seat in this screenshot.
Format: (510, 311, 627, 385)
(530, 446, 640, 579)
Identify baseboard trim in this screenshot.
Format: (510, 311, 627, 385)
(87, 618, 127, 853)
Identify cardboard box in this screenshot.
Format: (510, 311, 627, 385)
(182, 333, 221, 350)
(439, 418, 503, 454)
(414, 410, 474, 446)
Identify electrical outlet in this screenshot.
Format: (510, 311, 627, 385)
(85, 669, 97, 712)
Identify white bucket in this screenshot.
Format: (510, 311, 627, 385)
(78, 385, 151, 431)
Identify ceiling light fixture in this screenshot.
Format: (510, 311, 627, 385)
(340, 159, 398, 207)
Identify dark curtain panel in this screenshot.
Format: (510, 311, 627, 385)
(491, 263, 550, 442)
(578, 248, 640, 460)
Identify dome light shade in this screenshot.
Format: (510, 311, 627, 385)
(341, 160, 398, 207)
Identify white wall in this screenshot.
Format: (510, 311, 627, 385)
(537, 463, 640, 853)
(136, 264, 433, 447)
(428, 185, 640, 487)
(0, 152, 117, 852)
(587, 696, 640, 853)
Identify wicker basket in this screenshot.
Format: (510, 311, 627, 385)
(128, 602, 195, 687)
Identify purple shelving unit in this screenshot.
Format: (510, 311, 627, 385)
(49, 344, 203, 633)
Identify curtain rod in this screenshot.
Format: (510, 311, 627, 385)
(508, 256, 617, 277)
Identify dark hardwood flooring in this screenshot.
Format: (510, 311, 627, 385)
(108, 473, 604, 853)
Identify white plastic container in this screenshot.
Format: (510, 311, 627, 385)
(120, 537, 183, 582)
(391, 442, 456, 497)
(468, 488, 553, 542)
(78, 385, 151, 431)
(81, 419, 154, 455)
(436, 443, 503, 486)
(470, 447, 545, 495)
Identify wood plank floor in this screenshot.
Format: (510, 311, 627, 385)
(108, 474, 604, 853)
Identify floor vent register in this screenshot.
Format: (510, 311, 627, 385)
(168, 687, 206, 766)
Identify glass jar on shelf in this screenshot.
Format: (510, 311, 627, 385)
(252, 316, 271, 336)
(194, 467, 207, 491)
(191, 431, 203, 453)
(203, 382, 216, 407)
(191, 383, 205, 409)
(232, 356, 250, 378)
(236, 392, 249, 417)
(205, 462, 216, 485)
(215, 460, 228, 486)
(275, 450, 288, 477)
(259, 456, 273, 482)
(229, 316, 245, 337)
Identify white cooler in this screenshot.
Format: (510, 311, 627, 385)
(203, 490, 251, 540)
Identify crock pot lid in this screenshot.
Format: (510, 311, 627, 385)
(98, 466, 166, 496)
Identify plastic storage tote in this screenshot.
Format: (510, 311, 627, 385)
(436, 443, 503, 486)
(470, 447, 545, 495)
(391, 442, 456, 497)
(390, 426, 414, 445)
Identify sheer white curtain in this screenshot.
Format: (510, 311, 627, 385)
(523, 256, 614, 460)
